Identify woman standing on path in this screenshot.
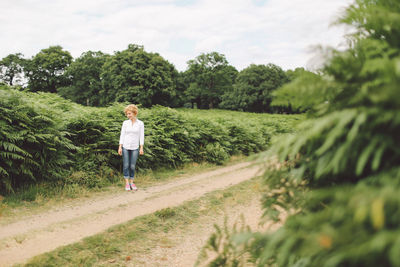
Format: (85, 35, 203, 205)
(118, 104, 144, 191)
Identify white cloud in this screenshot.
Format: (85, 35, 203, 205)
(0, 0, 353, 71)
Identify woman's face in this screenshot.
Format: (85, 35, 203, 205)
(126, 111, 136, 120)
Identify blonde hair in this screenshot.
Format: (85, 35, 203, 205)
(124, 104, 138, 116)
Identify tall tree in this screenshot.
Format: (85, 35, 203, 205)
(220, 63, 288, 112)
(100, 44, 178, 107)
(173, 71, 189, 108)
(184, 52, 237, 109)
(58, 51, 109, 106)
(25, 46, 72, 93)
(0, 53, 25, 86)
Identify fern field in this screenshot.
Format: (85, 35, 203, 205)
(0, 85, 302, 194)
(0, 88, 76, 192)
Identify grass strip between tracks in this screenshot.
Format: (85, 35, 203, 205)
(20, 176, 263, 267)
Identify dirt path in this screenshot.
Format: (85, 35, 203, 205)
(0, 161, 264, 266)
(130, 197, 264, 267)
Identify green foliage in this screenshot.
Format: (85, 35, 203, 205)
(271, 70, 334, 113)
(1, 43, 303, 114)
(0, 53, 25, 86)
(100, 44, 178, 107)
(58, 51, 109, 106)
(1, 45, 297, 113)
(272, 107, 400, 186)
(25, 46, 73, 93)
(138, 107, 300, 167)
(200, 0, 400, 266)
(139, 106, 196, 167)
(198, 218, 250, 267)
(242, 168, 400, 267)
(265, 0, 400, 194)
(184, 52, 238, 109)
(220, 64, 289, 113)
(0, 86, 76, 193)
(0, 85, 300, 194)
(285, 67, 308, 81)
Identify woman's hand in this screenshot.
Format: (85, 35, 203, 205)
(139, 146, 144, 155)
(118, 146, 122, 156)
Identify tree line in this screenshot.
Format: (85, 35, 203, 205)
(0, 44, 308, 113)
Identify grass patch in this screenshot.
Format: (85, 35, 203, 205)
(136, 154, 249, 185)
(21, 176, 263, 267)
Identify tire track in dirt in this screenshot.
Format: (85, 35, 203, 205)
(0, 161, 263, 266)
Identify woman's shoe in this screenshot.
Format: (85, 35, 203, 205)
(130, 183, 137, 191)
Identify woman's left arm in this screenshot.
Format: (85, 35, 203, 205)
(139, 121, 144, 155)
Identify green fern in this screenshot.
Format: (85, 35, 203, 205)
(0, 86, 76, 192)
(200, 0, 400, 266)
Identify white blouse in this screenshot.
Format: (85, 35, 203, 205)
(119, 119, 144, 150)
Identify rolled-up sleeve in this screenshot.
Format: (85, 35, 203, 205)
(119, 121, 126, 145)
(140, 122, 144, 146)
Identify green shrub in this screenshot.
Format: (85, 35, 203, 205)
(0, 87, 76, 193)
(205, 143, 230, 165)
(0, 88, 301, 195)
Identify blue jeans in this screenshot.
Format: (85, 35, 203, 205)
(122, 148, 139, 179)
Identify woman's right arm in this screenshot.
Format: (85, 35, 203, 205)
(118, 122, 125, 155)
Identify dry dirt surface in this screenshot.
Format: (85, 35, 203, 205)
(0, 161, 264, 266)
(128, 196, 283, 267)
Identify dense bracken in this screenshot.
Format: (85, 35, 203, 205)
(0, 86, 301, 194)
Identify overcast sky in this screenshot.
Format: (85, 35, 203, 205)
(0, 0, 353, 71)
